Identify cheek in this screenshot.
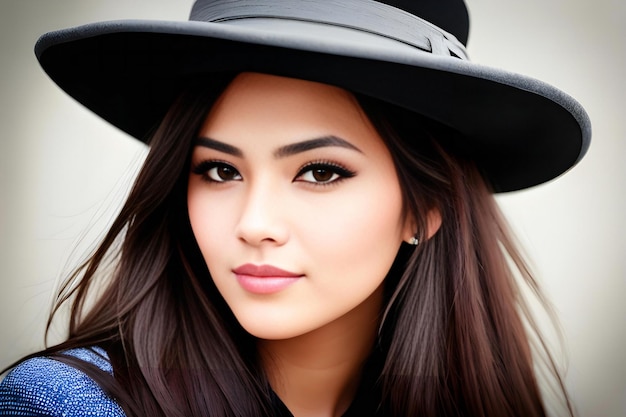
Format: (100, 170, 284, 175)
(187, 187, 234, 261)
(296, 180, 405, 289)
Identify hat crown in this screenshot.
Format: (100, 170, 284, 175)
(189, 0, 469, 59)
(190, 0, 469, 46)
(377, 0, 469, 45)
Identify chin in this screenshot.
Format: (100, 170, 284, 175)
(234, 312, 320, 341)
(241, 324, 301, 341)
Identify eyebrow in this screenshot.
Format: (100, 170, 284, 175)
(274, 135, 362, 158)
(195, 137, 243, 157)
(194, 135, 362, 158)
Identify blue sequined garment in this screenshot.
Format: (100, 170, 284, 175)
(0, 347, 384, 416)
(0, 347, 125, 416)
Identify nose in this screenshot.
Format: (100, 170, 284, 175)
(235, 180, 289, 247)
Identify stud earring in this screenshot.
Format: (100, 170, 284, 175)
(408, 236, 419, 246)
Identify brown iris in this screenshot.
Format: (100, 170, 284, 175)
(216, 165, 239, 181)
(311, 168, 334, 182)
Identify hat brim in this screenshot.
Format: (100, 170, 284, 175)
(35, 19, 591, 192)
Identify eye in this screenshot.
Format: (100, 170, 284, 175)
(192, 161, 242, 183)
(294, 162, 355, 185)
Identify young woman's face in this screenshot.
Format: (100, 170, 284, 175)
(188, 72, 413, 340)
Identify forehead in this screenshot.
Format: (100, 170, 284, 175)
(199, 72, 379, 147)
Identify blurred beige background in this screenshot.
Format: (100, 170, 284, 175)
(0, 1, 624, 416)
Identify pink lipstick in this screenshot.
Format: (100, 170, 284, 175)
(233, 264, 303, 294)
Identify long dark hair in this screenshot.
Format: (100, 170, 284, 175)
(359, 96, 573, 416)
(5, 74, 574, 417)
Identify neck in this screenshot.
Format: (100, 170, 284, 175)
(258, 287, 382, 417)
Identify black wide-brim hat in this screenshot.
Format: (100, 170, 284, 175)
(35, 0, 591, 192)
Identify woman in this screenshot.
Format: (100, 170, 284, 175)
(0, 0, 590, 416)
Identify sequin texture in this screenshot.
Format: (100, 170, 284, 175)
(0, 347, 125, 416)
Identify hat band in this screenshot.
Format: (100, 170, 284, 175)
(189, 0, 468, 59)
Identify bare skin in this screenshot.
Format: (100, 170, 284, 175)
(259, 286, 382, 417)
(188, 72, 441, 416)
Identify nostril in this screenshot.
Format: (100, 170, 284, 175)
(235, 201, 288, 247)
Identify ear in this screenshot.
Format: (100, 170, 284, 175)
(402, 208, 442, 244)
(424, 208, 442, 239)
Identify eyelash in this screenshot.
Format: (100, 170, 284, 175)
(191, 159, 356, 185)
(191, 160, 242, 183)
(294, 160, 356, 185)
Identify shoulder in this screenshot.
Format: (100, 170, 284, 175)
(0, 347, 126, 417)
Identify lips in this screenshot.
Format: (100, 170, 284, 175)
(233, 264, 303, 294)
(233, 264, 301, 277)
